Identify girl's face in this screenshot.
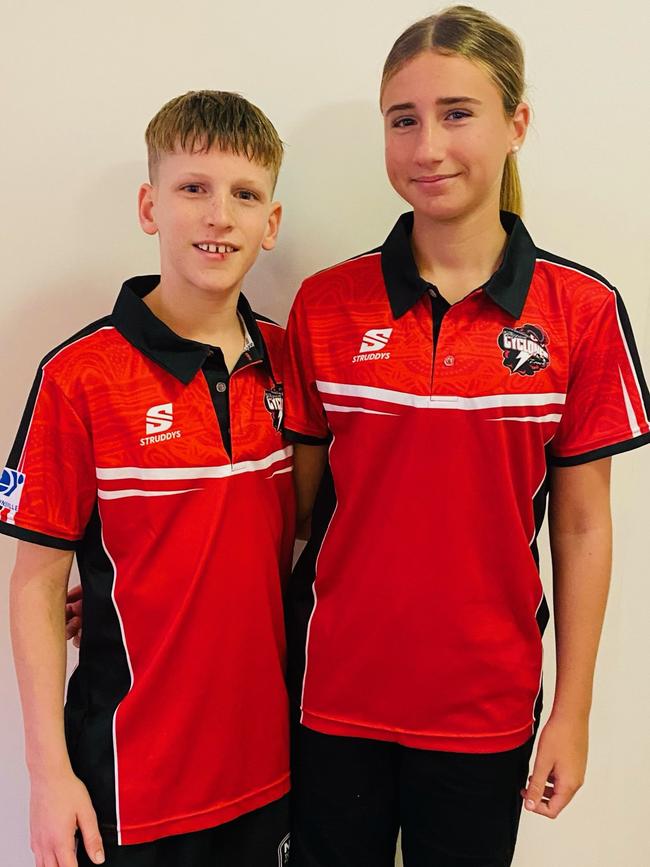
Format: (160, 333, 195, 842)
(381, 51, 528, 221)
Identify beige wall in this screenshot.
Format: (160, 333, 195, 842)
(1, 1, 648, 864)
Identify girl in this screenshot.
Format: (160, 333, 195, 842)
(282, 6, 650, 866)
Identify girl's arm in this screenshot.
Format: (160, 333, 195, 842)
(293, 443, 328, 540)
(523, 457, 612, 818)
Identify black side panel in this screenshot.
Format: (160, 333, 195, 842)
(65, 503, 132, 842)
(285, 463, 336, 721)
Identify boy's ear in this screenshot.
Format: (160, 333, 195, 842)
(138, 183, 158, 236)
(261, 201, 282, 252)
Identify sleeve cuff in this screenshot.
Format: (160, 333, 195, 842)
(548, 431, 650, 466)
(283, 427, 332, 446)
(0, 521, 79, 550)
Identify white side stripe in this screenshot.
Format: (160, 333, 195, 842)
(322, 403, 398, 416)
(316, 381, 566, 411)
(487, 414, 562, 424)
(98, 488, 202, 500)
(96, 446, 292, 481)
(619, 367, 641, 438)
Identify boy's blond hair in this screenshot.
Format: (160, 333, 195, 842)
(145, 90, 284, 189)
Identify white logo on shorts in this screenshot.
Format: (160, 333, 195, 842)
(278, 832, 290, 865)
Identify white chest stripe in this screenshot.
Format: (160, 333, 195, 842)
(96, 446, 293, 481)
(316, 381, 566, 411)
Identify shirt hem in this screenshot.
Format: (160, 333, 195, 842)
(301, 710, 534, 754)
(115, 774, 290, 845)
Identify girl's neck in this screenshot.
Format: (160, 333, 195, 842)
(411, 200, 508, 305)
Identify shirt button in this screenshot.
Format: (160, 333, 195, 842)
(215, 381, 227, 393)
(443, 355, 455, 367)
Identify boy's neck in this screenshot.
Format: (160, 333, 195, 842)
(411, 199, 508, 305)
(144, 278, 246, 371)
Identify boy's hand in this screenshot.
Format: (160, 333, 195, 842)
(65, 585, 83, 648)
(521, 714, 588, 819)
(30, 769, 104, 866)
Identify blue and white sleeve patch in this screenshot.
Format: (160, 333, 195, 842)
(0, 467, 26, 512)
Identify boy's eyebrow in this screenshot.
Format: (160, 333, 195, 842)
(384, 97, 482, 114)
(175, 171, 268, 188)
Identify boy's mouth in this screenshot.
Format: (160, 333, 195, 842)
(194, 243, 238, 254)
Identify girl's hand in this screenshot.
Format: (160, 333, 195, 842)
(521, 714, 589, 819)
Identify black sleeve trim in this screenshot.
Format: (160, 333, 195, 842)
(549, 432, 650, 467)
(0, 522, 78, 550)
(283, 428, 332, 446)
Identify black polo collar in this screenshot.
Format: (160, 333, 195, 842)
(111, 275, 271, 385)
(381, 211, 537, 320)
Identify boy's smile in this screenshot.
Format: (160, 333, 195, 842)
(138, 147, 281, 300)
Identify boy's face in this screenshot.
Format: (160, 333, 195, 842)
(138, 146, 281, 299)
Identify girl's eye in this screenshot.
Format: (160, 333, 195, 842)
(446, 110, 471, 121)
(392, 116, 417, 128)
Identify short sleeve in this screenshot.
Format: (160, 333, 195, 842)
(282, 287, 331, 445)
(548, 288, 650, 466)
(0, 367, 96, 548)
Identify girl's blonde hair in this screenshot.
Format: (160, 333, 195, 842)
(381, 5, 526, 214)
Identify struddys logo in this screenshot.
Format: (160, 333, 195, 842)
(264, 384, 284, 431)
(0, 467, 26, 512)
(498, 324, 550, 377)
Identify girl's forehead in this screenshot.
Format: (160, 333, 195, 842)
(381, 51, 499, 107)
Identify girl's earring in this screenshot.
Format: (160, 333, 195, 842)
(511, 145, 520, 154)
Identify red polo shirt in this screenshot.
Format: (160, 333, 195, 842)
(283, 212, 649, 753)
(1, 276, 295, 843)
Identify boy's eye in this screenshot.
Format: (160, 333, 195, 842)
(181, 184, 203, 193)
(236, 189, 259, 201)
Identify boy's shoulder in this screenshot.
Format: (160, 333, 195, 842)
(37, 315, 120, 382)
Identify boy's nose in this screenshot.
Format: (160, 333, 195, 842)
(205, 195, 234, 228)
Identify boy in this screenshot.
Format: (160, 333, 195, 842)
(3, 91, 294, 867)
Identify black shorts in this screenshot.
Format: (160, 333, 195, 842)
(290, 725, 535, 867)
(77, 795, 290, 867)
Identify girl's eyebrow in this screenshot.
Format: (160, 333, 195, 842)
(385, 96, 482, 115)
(436, 96, 482, 106)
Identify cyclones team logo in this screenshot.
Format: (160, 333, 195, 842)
(498, 324, 550, 376)
(264, 384, 284, 431)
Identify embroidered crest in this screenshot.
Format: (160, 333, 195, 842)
(498, 324, 550, 376)
(264, 384, 284, 431)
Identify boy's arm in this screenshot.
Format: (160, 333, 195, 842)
(294, 443, 328, 540)
(522, 457, 612, 819)
(10, 541, 105, 866)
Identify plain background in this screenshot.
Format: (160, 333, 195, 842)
(1, 1, 648, 865)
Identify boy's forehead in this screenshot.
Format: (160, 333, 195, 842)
(156, 144, 274, 184)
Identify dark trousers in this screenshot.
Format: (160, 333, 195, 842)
(77, 795, 290, 867)
(290, 725, 534, 867)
